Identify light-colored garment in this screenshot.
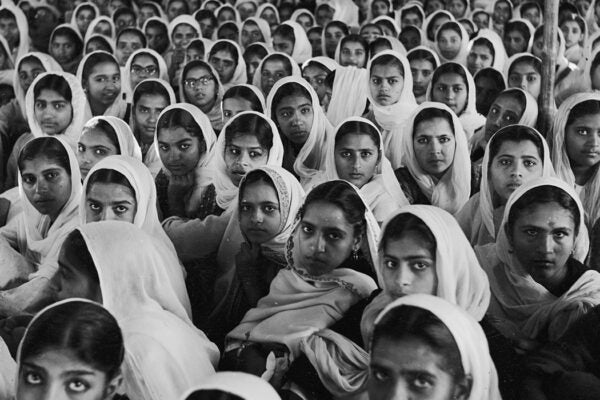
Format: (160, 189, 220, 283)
(0, 36, 14, 71)
(374, 295, 502, 400)
(241, 17, 273, 48)
(80, 116, 142, 161)
(470, 28, 507, 72)
(282, 21, 312, 64)
(122, 48, 169, 100)
(504, 52, 540, 87)
(84, 16, 116, 42)
(216, 4, 242, 25)
(304, 116, 408, 224)
(586, 0, 600, 35)
(475, 177, 598, 341)
(291, 8, 315, 29)
(316, 0, 359, 27)
(266, 76, 334, 185)
(434, 20, 470, 64)
(209, 39, 247, 91)
(0, 4, 29, 63)
(401, 102, 471, 214)
(48, 24, 84, 74)
(180, 372, 281, 400)
(69, 2, 100, 36)
(223, 83, 267, 113)
(251, 52, 302, 96)
(327, 65, 369, 127)
(0, 336, 14, 400)
(505, 18, 535, 52)
(457, 126, 554, 247)
(365, 50, 418, 169)
(422, 10, 455, 47)
(550, 92, 600, 228)
(76, 221, 220, 400)
(168, 14, 202, 41)
(256, 3, 280, 27)
(406, 46, 440, 104)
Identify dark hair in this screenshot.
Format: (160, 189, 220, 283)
(308, 26, 323, 37)
(401, 5, 423, 22)
(566, 100, 600, 128)
(132, 51, 158, 69)
(520, 1, 541, 16)
(185, 391, 244, 400)
(370, 54, 404, 77)
(86, 168, 134, 195)
(488, 125, 544, 166)
(507, 185, 580, 234)
(33, 74, 73, 102)
(382, 213, 436, 255)
(301, 180, 366, 236)
(117, 28, 147, 47)
(209, 40, 239, 64)
(18, 137, 71, 174)
(19, 299, 123, 380)
(239, 169, 277, 206)
(195, 9, 218, 26)
(157, 108, 206, 142)
(472, 37, 495, 60)
(146, 18, 168, 32)
(431, 62, 468, 95)
(413, 107, 455, 136)
(427, 12, 451, 40)
(273, 23, 296, 45)
(217, 22, 239, 39)
(369, 37, 393, 55)
(592, 52, 600, 79)
(82, 119, 120, 151)
(374, 18, 397, 36)
(186, 39, 205, 56)
(244, 43, 269, 60)
(182, 60, 218, 102)
(340, 34, 368, 53)
(113, 7, 136, 26)
(436, 21, 462, 41)
(140, 1, 162, 15)
(508, 54, 541, 75)
(86, 36, 113, 53)
(82, 51, 119, 83)
(224, 113, 273, 149)
(303, 60, 334, 74)
(360, 23, 382, 36)
(407, 48, 437, 68)
(18, 55, 43, 70)
(223, 85, 264, 113)
(133, 80, 171, 104)
(262, 53, 293, 77)
(0, 9, 16, 21)
(325, 70, 335, 89)
(335, 120, 381, 150)
(271, 82, 311, 119)
(504, 20, 532, 44)
(168, 0, 190, 13)
(326, 20, 350, 36)
(399, 25, 423, 47)
(51, 26, 84, 57)
(372, 305, 465, 382)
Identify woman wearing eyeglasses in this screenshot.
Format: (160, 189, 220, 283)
(122, 48, 168, 99)
(180, 59, 224, 133)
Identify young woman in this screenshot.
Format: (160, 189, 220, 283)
(267, 76, 333, 184)
(503, 18, 534, 57)
(240, 17, 272, 49)
(434, 20, 470, 64)
(273, 21, 312, 65)
(472, 9, 492, 30)
(180, 59, 224, 133)
(491, 0, 513, 36)
(252, 52, 301, 97)
(243, 42, 270, 84)
(0, 137, 81, 316)
(335, 34, 368, 68)
(0, 5, 30, 63)
(476, 178, 599, 346)
(208, 39, 247, 92)
(291, 9, 315, 31)
(371, 0, 391, 19)
(77, 116, 142, 179)
(560, 15, 587, 64)
(84, 33, 114, 54)
(216, 4, 241, 25)
(371, 15, 399, 37)
(474, 67, 507, 115)
(185, 38, 211, 63)
(369, 294, 501, 400)
(322, 20, 349, 59)
(114, 27, 146, 67)
(399, 25, 425, 52)
(143, 17, 170, 55)
(550, 93, 600, 268)
(519, 1, 542, 28)
(84, 16, 116, 43)
(122, 48, 168, 98)
(457, 125, 553, 247)
(302, 56, 338, 108)
(77, 50, 127, 118)
(16, 300, 124, 400)
(154, 103, 217, 220)
(468, 29, 507, 76)
(222, 84, 266, 124)
(423, 10, 454, 46)
(308, 117, 408, 223)
(48, 24, 83, 74)
(182, 372, 281, 400)
(166, 15, 201, 85)
(395, 102, 471, 215)
(427, 62, 486, 140)
(399, 3, 425, 29)
(359, 23, 382, 44)
(217, 21, 240, 42)
(364, 50, 417, 169)
(505, 53, 542, 101)
(51, 221, 219, 400)
(407, 46, 439, 105)
(368, 36, 407, 58)
(256, 3, 279, 31)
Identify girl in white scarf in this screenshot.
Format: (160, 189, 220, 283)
(0, 4, 29, 63)
(469, 28, 508, 74)
(70, 2, 100, 37)
(422, 9, 454, 47)
(208, 39, 248, 92)
(434, 20, 471, 64)
(275, 21, 312, 65)
(364, 50, 418, 169)
(397, 102, 471, 214)
(503, 18, 534, 56)
(122, 48, 169, 100)
(84, 16, 116, 44)
(240, 17, 272, 49)
(181, 372, 281, 400)
(252, 52, 301, 97)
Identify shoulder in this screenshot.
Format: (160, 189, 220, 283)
(394, 167, 429, 205)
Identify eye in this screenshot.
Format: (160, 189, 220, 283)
(361, 151, 373, 158)
(371, 77, 381, 85)
(24, 371, 42, 385)
(78, 144, 85, 153)
(576, 128, 589, 136)
(554, 230, 569, 239)
(115, 205, 129, 214)
(411, 375, 433, 390)
(88, 201, 101, 212)
(411, 262, 429, 271)
(249, 150, 263, 158)
(525, 229, 538, 237)
(67, 379, 89, 393)
(158, 144, 168, 151)
(327, 232, 341, 240)
(499, 158, 511, 166)
(383, 259, 396, 269)
(179, 143, 191, 151)
(264, 205, 276, 213)
(45, 171, 59, 180)
(94, 148, 107, 156)
(22, 174, 35, 185)
(523, 159, 537, 167)
(372, 368, 389, 382)
(224, 111, 232, 117)
(301, 224, 313, 233)
(229, 147, 240, 155)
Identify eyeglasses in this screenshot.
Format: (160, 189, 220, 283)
(131, 64, 158, 76)
(184, 75, 214, 88)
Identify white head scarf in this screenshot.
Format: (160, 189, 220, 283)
(25, 71, 87, 152)
(241, 17, 272, 48)
(79, 116, 142, 161)
(504, 51, 541, 85)
(13, 52, 62, 119)
(210, 110, 284, 211)
(168, 14, 202, 44)
(266, 76, 334, 184)
(281, 20, 312, 64)
(550, 92, 600, 227)
(256, 3, 280, 27)
(291, 8, 315, 28)
(216, 4, 242, 25)
(0, 35, 13, 71)
(580, 46, 600, 91)
(471, 28, 508, 71)
(0, 5, 29, 62)
(252, 52, 302, 94)
(504, 18, 535, 52)
(586, 0, 600, 35)
(142, 16, 170, 44)
(83, 33, 115, 54)
(471, 9, 492, 29)
(422, 9, 455, 46)
(122, 48, 169, 98)
(366, 50, 418, 169)
(84, 16, 116, 43)
(320, 20, 349, 57)
(209, 39, 247, 90)
(373, 294, 502, 400)
(326, 65, 369, 126)
(180, 372, 281, 400)
(371, 15, 400, 37)
(476, 177, 597, 341)
(401, 102, 471, 214)
(316, 0, 359, 27)
(75, 221, 219, 400)
(434, 20, 471, 64)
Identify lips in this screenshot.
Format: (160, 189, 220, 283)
(532, 259, 554, 268)
(506, 182, 522, 190)
(349, 173, 363, 180)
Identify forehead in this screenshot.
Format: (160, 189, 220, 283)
(511, 61, 539, 74)
(132, 53, 156, 65)
(263, 59, 286, 70)
(223, 96, 252, 109)
(228, 133, 263, 147)
(415, 116, 453, 134)
(88, 181, 135, 200)
(91, 61, 119, 74)
(174, 23, 195, 33)
(80, 127, 116, 145)
(158, 126, 196, 141)
(212, 49, 235, 60)
(241, 179, 278, 202)
(371, 63, 403, 76)
(118, 32, 143, 43)
(22, 155, 66, 171)
(494, 139, 540, 157)
(303, 64, 328, 76)
(336, 132, 378, 148)
(302, 200, 353, 229)
(36, 88, 68, 101)
(436, 72, 466, 85)
(137, 93, 169, 107)
(493, 94, 524, 111)
(186, 65, 211, 77)
(512, 201, 576, 226)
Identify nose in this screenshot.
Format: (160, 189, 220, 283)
(538, 233, 554, 255)
(41, 383, 67, 400)
(510, 161, 524, 177)
(35, 179, 48, 194)
(251, 208, 263, 224)
(312, 234, 326, 253)
(589, 133, 600, 147)
(519, 76, 528, 90)
(166, 149, 179, 162)
(394, 264, 413, 288)
(238, 151, 251, 167)
(102, 208, 118, 221)
(430, 139, 442, 154)
(352, 155, 361, 170)
(148, 112, 158, 125)
(388, 380, 408, 400)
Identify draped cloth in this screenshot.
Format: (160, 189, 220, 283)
(422, 10, 455, 47)
(80, 116, 142, 161)
(304, 116, 408, 223)
(365, 50, 418, 169)
(74, 221, 219, 400)
(0, 4, 29, 62)
(25, 71, 87, 152)
(210, 39, 247, 91)
(434, 20, 470, 64)
(373, 295, 502, 400)
(48, 24, 83, 74)
(69, 2, 100, 35)
(282, 21, 312, 65)
(241, 17, 273, 48)
(550, 92, 600, 228)
(326, 65, 368, 127)
(122, 48, 169, 99)
(316, 0, 359, 27)
(471, 28, 508, 72)
(251, 52, 301, 96)
(457, 126, 554, 247)
(209, 110, 284, 211)
(503, 52, 541, 86)
(168, 15, 202, 41)
(475, 177, 598, 342)
(266, 76, 333, 185)
(154, 103, 218, 218)
(180, 372, 281, 400)
(85, 16, 116, 42)
(401, 102, 471, 214)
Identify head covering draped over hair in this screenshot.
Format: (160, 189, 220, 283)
(180, 372, 281, 400)
(84, 16, 116, 42)
(80, 116, 142, 161)
(122, 48, 169, 98)
(241, 17, 272, 48)
(0, 5, 29, 62)
(281, 21, 312, 64)
(13, 52, 62, 119)
(251, 52, 301, 95)
(168, 14, 202, 43)
(209, 39, 247, 91)
(48, 24, 84, 74)
(180, 60, 225, 132)
(471, 28, 508, 71)
(434, 20, 470, 64)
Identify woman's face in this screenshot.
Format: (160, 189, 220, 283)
(223, 97, 254, 123)
(133, 93, 168, 145)
(209, 49, 237, 84)
(167, 0, 187, 21)
(272, 34, 295, 56)
(431, 72, 468, 116)
(86, 61, 121, 107)
(334, 133, 379, 188)
(380, 232, 437, 298)
(308, 30, 323, 56)
(20, 156, 72, 219)
(77, 129, 119, 179)
(475, 75, 501, 116)
(372, 0, 389, 18)
(340, 41, 367, 68)
(224, 134, 269, 185)
(473, 13, 490, 30)
(325, 26, 345, 57)
(370, 63, 404, 106)
(426, 0, 445, 14)
(241, 21, 264, 49)
(34, 89, 73, 135)
(218, 26, 239, 41)
(52, 240, 101, 303)
(76, 8, 95, 35)
(565, 112, 600, 171)
(509, 202, 576, 289)
(85, 181, 137, 223)
(400, 29, 421, 51)
(183, 66, 217, 110)
(369, 336, 467, 400)
(507, 62, 541, 99)
(437, 28, 461, 60)
(129, 54, 159, 90)
(245, 53, 263, 83)
(561, 21, 583, 49)
(140, 5, 157, 26)
(493, 1, 511, 24)
(522, 7, 541, 28)
(50, 34, 77, 65)
(413, 117, 456, 179)
(297, 14, 313, 31)
(19, 59, 45, 93)
(157, 126, 205, 176)
(361, 25, 381, 43)
(274, 94, 314, 145)
(237, 3, 257, 21)
(86, 39, 111, 54)
(172, 23, 198, 49)
(316, 6, 334, 27)
(490, 140, 543, 204)
(302, 65, 328, 104)
(260, 9, 278, 27)
(260, 59, 289, 95)
(218, 8, 236, 24)
(410, 59, 434, 99)
(146, 25, 169, 53)
(430, 16, 450, 40)
(115, 13, 135, 32)
(296, 200, 360, 276)
(239, 179, 282, 244)
(93, 20, 112, 36)
(467, 44, 494, 76)
(401, 12, 422, 29)
(503, 30, 527, 57)
(116, 32, 143, 66)
(448, 0, 466, 18)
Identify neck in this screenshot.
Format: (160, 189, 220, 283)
(89, 97, 108, 116)
(539, 264, 569, 297)
(571, 164, 596, 186)
(199, 97, 216, 114)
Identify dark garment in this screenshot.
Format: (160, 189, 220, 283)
(590, 219, 600, 272)
(553, 258, 589, 298)
(394, 167, 431, 205)
(156, 172, 223, 220)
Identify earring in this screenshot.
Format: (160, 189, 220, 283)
(352, 248, 359, 261)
